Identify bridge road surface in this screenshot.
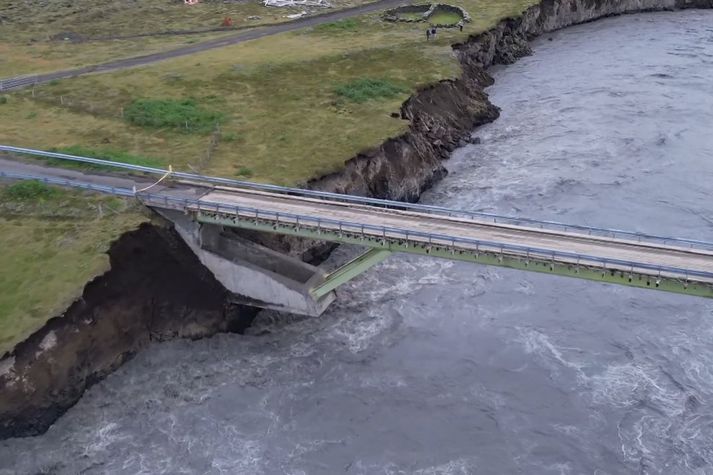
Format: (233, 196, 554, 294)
(3, 156, 713, 285)
(0, 156, 207, 201)
(194, 188, 713, 282)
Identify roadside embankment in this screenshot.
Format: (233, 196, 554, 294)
(2, 0, 711, 439)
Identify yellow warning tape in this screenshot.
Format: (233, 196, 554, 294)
(134, 165, 173, 193)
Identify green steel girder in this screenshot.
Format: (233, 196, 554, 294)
(196, 211, 713, 299)
(310, 248, 392, 299)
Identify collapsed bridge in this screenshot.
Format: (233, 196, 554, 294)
(2, 145, 713, 316)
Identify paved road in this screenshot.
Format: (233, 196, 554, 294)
(0, 156, 211, 200)
(0, 0, 412, 90)
(0, 157, 152, 189)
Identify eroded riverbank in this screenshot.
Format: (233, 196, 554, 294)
(3, 10, 713, 472)
(2, 0, 712, 444)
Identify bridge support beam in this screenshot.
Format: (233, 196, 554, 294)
(310, 249, 392, 299)
(157, 209, 336, 316)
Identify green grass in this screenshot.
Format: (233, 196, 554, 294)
(52, 146, 165, 168)
(428, 11, 464, 25)
(13, 146, 167, 173)
(0, 0, 373, 76)
(125, 98, 224, 133)
(0, 184, 147, 355)
(312, 18, 361, 33)
(236, 167, 254, 178)
(0, 0, 536, 183)
(335, 78, 407, 103)
(2, 181, 59, 201)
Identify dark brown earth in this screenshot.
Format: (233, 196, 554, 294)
(1, 0, 712, 439)
(0, 223, 258, 439)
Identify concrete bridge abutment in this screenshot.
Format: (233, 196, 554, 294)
(157, 209, 336, 316)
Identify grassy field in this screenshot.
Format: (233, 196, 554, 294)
(0, 0, 536, 352)
(429, 10, 464, 24)
(0, 33, 232, 77)
(1, 0, 534, 184)
(0, 182, 147, 355)
(0, 0, 374, 76)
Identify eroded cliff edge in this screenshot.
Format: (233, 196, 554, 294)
(2, 0, 711, 439)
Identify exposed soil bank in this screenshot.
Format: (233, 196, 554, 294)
(0, 223, 259, 439)
(2, 0, 711, 439)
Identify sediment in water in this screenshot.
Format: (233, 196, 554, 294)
(1, 0, 711, 439)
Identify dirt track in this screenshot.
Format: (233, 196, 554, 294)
(0, 0, 413, 90)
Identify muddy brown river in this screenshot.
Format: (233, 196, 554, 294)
(2, 10, 713, 474)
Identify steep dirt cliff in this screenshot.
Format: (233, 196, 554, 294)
(0, 223, 258, 439)
(2, 0, 711, 439)
(312, 0, 713, 203)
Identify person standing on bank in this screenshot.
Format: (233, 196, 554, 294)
(426, 28, 431, 41)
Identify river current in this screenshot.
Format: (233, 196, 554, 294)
(2, 10, 713, 475)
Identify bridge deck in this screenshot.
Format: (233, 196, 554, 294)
(3, 145, 713, 297)
(194, 187, 713, 283)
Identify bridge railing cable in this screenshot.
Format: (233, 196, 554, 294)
(3, 144, 713, 252)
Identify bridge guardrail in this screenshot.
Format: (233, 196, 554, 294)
(3, 144, 713, 253)
(0, 171, 135, 197)
(137, 191, 713, 283)
(2, 169, 712, 282)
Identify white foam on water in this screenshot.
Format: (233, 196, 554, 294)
(515, 327, 585, 375)
(588, 363, 681, 410)
(324, 311, 395, 354)
(513, 321, 713, 472)
(411, 456, 480, 475)
(80, 421, 131, 459)
(0, 356, 15, 379)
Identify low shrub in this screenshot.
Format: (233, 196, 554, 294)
(335, 78, 406, 103)
(124, 98, 223, 133)
(3, 181, 59, 201)
(236, 167, 254, 178)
